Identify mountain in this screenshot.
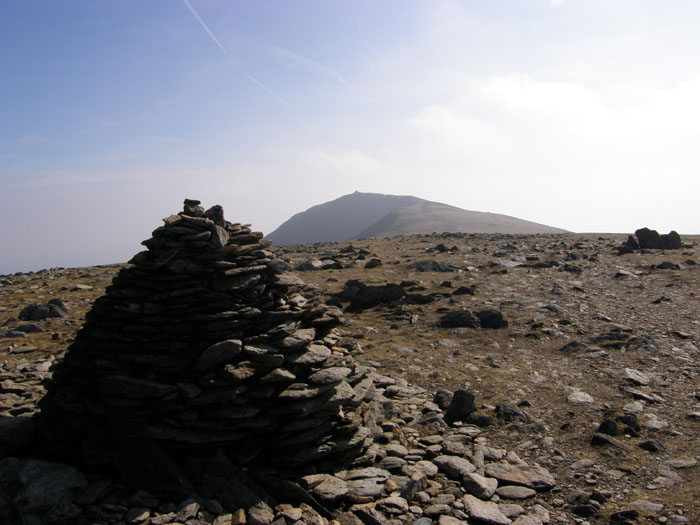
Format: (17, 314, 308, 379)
(265, 191, 567, 245)
(357, 200, 567, 238)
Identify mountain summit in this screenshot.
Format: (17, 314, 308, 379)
(265, 191, 567, 245)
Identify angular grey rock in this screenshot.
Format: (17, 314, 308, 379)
(248, 502, 275, 525)
(399, 471, 428, 502)
(463, 494, 512, 524)
(424, 503, 452, 517)
(622, 368, 650, 386)
(463, 472, 498, 500)
(301, 474, 348, 504)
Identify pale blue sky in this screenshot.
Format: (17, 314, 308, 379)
(2, 1, 700, 273)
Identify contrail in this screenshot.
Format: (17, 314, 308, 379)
(182, 0, 290, 107)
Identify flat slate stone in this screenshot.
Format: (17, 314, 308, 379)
(496, 485, 537, 500)
(434, 455, 476, 479)
(403, 460, 439, 478)
(302, 474, 348, 504)
(308, 367, 352, 385)
(622, 368, 650, 386)
(484, 464, 555, 491)
(194, 339, 242, 370)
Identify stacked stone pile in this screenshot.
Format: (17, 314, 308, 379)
(37, 200, 376, 483)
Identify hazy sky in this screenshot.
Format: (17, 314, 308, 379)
(2, 1, 700, 274)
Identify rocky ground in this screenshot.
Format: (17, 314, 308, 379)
(1, 232, 699, 524)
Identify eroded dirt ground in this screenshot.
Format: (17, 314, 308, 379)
(2, 233, 699, 523)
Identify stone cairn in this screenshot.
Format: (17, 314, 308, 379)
(37, 199, 377, 499)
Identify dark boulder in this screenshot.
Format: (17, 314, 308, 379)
(444, 390, 476, 424)
(18, 301, 68, 321)
(475, 310, 508, 329)
(439, 310, 478, 328)
(617, 235, 639, 255)
(404, 294, 435, 305)
(452, 285, 477, 296)
(635, 228, 682, 250)
(635, 227, 663, 249)
(337, 280, 405, 311)
(661, 230, 681, 249)
(433, 389, 452, 410)
(619, 414, 640, 433)
(364, 258, 382, 269)
(597, 419, 618, 436)
(426, 244, 449, 253)
(655, 261, 681, 270)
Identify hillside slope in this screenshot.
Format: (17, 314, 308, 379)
(357, 201, 567, 238)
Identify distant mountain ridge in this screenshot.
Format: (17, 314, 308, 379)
(265, 191, 567, 245)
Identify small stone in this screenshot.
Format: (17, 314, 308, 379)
(628, 500, 664, 513)
(438, 517, 465, 525)
(424, 504, 452, 517)
(567, 389, 594, 404)
(610, 509, 640, 522)
(176, 499, 200, 521)
(499, 504, 525, 519)
(496, 485, 536, 500)
(125, 507, 151, 523)
(511, 516, 542, 525)
(404, 460, 439, 478)
(385, 443, 409, 457)
(375, 495, 409, 515)
(637, 439, 666, 453)
(590, 433, 626, 449)
(248, 502, 274, 525)
(231, 508, 247, 525)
